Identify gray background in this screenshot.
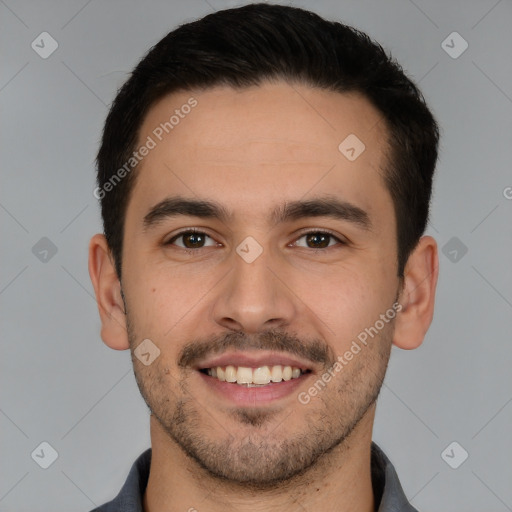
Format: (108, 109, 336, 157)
(1, 0, 511, 510)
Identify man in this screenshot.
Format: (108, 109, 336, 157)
(89, 3, 439, 511)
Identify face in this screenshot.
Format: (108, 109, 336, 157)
(121, 81, 401, 485)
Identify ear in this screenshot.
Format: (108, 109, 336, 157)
(393, 235, 439, 350)
(88, 233, 129, 350)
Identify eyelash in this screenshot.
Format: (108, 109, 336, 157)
(165, 228, 346, 253)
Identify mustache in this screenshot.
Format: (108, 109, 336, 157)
(177, 329, 335, 369)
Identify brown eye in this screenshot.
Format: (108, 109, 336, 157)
(167, 231, 216, 249)
(294, 231, 342, 249)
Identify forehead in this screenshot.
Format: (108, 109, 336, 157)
(130, 81, 392, 225)
(141, 82, 386, 155)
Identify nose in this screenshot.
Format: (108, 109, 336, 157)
(212, 245, 297, 334)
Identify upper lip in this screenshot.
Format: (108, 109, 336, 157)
(194, 351, 314, 372)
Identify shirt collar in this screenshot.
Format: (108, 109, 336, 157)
(371, 443, 419, 512)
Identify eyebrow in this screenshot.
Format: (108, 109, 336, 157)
(143, 195, 372, 231)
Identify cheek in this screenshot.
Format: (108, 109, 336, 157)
(125, 264, 215, 344)
(293, 263, 395, 351)
(123, 260, 170, 341)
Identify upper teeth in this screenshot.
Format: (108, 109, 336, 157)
(206, 365, 303, 385)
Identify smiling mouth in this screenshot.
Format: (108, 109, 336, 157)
(200, 365, 311, 387)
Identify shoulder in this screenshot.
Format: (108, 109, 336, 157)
(90, 449, 152, 512)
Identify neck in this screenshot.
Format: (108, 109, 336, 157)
(143, 407, 376, 512)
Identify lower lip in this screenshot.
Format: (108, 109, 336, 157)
(198, 371, 311, 406)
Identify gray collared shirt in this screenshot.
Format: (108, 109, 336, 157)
(91, 443, 418, 511)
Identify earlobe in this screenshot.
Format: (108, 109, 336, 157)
(393, 236, 439, 350)
(88, 234, 130, 350)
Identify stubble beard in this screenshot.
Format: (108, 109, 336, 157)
(128, 318, 393, 489)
